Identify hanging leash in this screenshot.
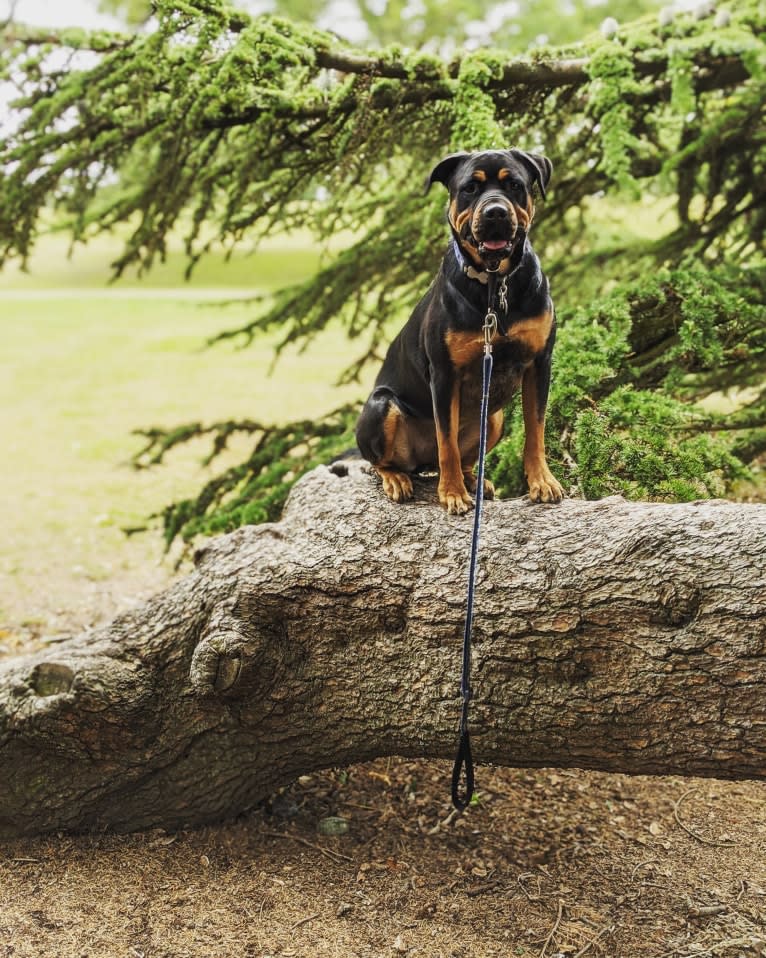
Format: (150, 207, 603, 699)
(451, 271, 504, 811)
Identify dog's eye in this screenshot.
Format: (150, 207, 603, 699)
(504, 179, 525, 194)
(462, 182, 479, 195)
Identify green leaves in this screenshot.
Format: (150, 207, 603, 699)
(488, 264, 764, 504)
(133, 406, 359, 545)
(586, 45, 645, 197)
(573, 391, 745, 501)
(452, 52, 506, 150)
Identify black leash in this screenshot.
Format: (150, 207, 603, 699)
(451, 273, 501, 811)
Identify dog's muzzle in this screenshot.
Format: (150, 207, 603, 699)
(473, 199, 518, 263)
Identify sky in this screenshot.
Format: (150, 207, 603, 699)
(0, 0, 372, 44)
(1, 0, 123, 28)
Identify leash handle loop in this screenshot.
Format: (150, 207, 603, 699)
(451, 718, 474, 810)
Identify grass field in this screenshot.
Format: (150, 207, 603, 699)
(0, 234, 375, 647)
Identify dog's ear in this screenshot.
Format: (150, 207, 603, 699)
(425, 152, 470, 193)
(509, 149, 553, 199)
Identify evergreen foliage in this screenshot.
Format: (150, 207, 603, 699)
(1, 0, 764, 543)
(133, 406, 358, 545)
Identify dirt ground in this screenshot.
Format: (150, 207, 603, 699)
(2, 566, 766, 958)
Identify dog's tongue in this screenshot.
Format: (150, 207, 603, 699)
(483, 239, 507, 250)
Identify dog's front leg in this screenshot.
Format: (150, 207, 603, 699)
(522, 348, 564, 503)
(431, 370, 473, 515)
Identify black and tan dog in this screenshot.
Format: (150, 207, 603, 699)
(356, 148, 564, 514)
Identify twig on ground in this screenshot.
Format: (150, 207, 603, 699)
(539, 899, 565, 958)
(260, 828, 353, 864)
(573, 922, 615, 958)
(631, 858, 658, 880)
(687, 903, 728, 918)
(673, 788, 740, 848)
(657, 936, 766, 958)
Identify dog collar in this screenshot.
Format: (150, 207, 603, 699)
(452, 239, 489, 283)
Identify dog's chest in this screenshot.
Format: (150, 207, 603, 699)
(459, 345, 525, 413)
(446, 314, 552, 410)
(445, 311, 552, 368)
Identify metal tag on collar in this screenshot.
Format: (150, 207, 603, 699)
(465, 264, 489, 284)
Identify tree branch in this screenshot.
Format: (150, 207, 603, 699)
(1, 464, 764, 838)
(0, 22, 133, 52)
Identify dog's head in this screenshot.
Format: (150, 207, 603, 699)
(427, 149, 552, 273)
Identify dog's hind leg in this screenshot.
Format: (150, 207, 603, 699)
(375, 465, 414, 503)
(356, 387, 415, 503)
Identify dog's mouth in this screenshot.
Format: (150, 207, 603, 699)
(461, 228, 514, 256)
(458, 216, 524, 270)
(478, 238, 512, 255)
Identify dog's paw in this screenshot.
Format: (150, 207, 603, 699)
(439, 483, 474, 515)
(527, 470, 564, 503)
(378, 469, 414, 503)
(463, 472, 495, 499)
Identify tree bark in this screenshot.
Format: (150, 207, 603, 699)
(1, 464, 765, 838)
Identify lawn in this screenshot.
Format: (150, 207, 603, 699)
(0, 233, 374, 646)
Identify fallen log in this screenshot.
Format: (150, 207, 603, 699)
(1, 463, 765, 837)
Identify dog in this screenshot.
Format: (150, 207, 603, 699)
(356, 148, 564, 514)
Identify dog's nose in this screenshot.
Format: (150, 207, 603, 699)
(483, 204, 509, 221)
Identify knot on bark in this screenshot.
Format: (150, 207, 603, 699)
(189, 599, 305, 705)
(190, 632, 246, 696)
(655, 581, 701, 629)
(30, 662, 75, 697)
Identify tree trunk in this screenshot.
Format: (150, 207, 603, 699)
(1, 464, 765, 837)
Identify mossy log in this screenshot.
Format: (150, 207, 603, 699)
(1, 464, 765, 838)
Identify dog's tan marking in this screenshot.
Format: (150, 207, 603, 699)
(373, 405, 415, 502)
(507, 309, 553, 355)
(446, 312, 552, 369)
(487, 409, 504, 451)
(378, 403, 416, 469)
(522, 364, 563, 503)
(448, 203, 485, 267)
(458, 239, 484, 267)
(449, 203, 473, 235)
(460, 410, 504, 488)
(463, 471, 495, 498)
(512, 202, 532, 231)
(379, 403, 402, 460)
(436, 380, 472, 514)
(460, 407, 504, 455)
(455, 206, 472, 232)
(500, 172, 538, 225)
(472, 170, 487, 182)
(448, 198, 457, 228)
(374, 465, 413, 502)
(445, 329, 491, 369)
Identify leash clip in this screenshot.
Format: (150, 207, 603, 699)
(483, 309, 497, 347)
(498, 276, 508, 314)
